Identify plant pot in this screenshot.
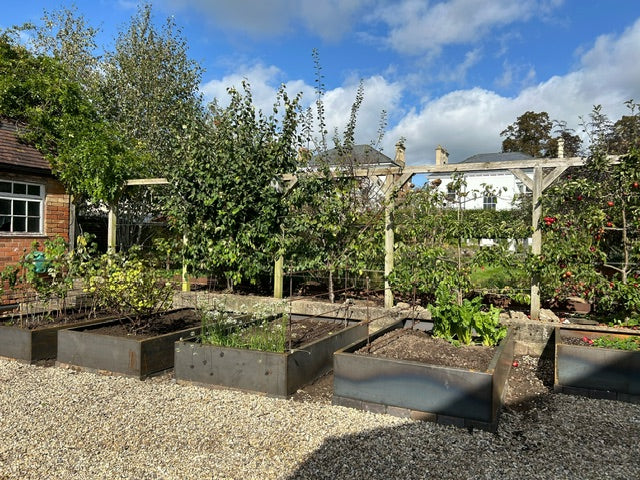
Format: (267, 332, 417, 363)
(554, 327, 640, 402)
(333, 321, 515, 431)
(0, 310, 118, 363)
(56, 308, 200, 379)
(174, 314, 368, 397)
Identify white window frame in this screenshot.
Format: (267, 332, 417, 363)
(0, 179, 45, 234)
(483, 194, 497, 210)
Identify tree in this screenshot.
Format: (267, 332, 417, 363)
(164, 82, 301, 288)
(540, 102, 640, 319)
(501, 111, 581, 157)
(27, 5, 101, 90)
(0, 34, 137, 205)
(98, 3, 203, 176)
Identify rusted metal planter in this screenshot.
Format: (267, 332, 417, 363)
(0, 312, 117, 363)
(333, 322, 515, 431)
(554, 327, 640, 402)
(174, 314, 368, 397)
(57, 309, 199, 379)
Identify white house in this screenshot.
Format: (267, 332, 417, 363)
(430, 146, 533, 210)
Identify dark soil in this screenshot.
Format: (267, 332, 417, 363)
(292, 327, 556, 408)
(286, 318, 351, 349)
(1, 308, 112, 330)
(86, 309, 201, 339)
(355, 328, 496, 371)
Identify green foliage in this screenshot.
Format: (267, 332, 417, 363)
(85, 247, 173, 332)
(428, 283, 506, 346)
(592, 335, 640, 351)
(198, 303, 287, 353)
(540, 102, 640, 316)
(0, 33, 138, 205)
(98, 3, 203, 176)
(164, 81, 301, 286)
(391, 174, 530, 305)
(501, 110, 582, 157)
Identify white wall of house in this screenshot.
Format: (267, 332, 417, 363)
(433, 168, 533, 211)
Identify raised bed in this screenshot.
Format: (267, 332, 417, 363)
(0, 310, 117, 363)
(333, 321, 515, 431)
(57, 308, 200, 379)
(174, 314, 368, 397)
(554, 327, 640, 402)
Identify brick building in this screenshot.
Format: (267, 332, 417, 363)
(0, 118, 72, 276)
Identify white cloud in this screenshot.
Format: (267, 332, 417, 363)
(388, 16, 640, 165)
(198, 16, 640, 166)
(373, 0, 552, 55)
(201, 65, 403, 154)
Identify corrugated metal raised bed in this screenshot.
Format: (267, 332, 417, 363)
(57, 308, 200, 379)
(554, 327, 640, 402)
(333, 321, 515, 431)
(0, 310, 117, 363)
(174, 314, 368, 397)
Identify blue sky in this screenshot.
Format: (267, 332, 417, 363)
(2, 0, 640, 165)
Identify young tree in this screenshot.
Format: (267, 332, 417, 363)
(541, 102, 640, 319)
(164, 82, 301, 288)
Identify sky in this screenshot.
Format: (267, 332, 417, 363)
(2, 0, 640, 166)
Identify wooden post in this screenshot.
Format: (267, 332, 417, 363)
(274, 255, 284, 299)
(384, 174, 395, 309)
(181, 233, 190, 292)
(530, 166, 543, 320)
(107, 205, 117, 253)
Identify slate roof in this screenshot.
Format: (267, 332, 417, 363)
(310, 144, 399, 168)
(0, 119, 52, 174)
(458, 152, 533, 164)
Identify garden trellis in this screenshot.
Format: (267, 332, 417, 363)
(109, 147, 619, 320)
(280, 141, 620, 320)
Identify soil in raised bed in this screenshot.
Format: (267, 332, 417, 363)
(286, 318, 351, 349)
(1, 308, 112, 330)
(355, 328, 496, 371)
(86, 310, 201, 339)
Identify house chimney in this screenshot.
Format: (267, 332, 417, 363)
(435, 145, 449, 166)
(395, 141, 406, 167)
(557, 137, 565, 158)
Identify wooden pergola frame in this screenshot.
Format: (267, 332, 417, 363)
(108, 152, 619, 320)
(278, 151, 614, 320)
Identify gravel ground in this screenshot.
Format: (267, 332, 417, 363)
(1, 358, 639, 480)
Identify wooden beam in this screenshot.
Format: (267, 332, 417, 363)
(274, 255, 284, 299)
(530, 166, 543, 320)
(384, 175, 395, 309)
(542, 166, 569, 191)
(508, 168, 534, 191)
(125, 178, 169, 186)
(107, 205, 117, 253)
(282, 155, 604, 182)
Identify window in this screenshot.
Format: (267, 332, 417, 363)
(483, 194, 497, 210)
(516, 181, 531, 196)
(0, 180, 44, 233)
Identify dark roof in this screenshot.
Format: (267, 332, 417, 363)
(0, 119, 52, 174)
(458, 152, 533, 164)
(310, 144, 398, 168)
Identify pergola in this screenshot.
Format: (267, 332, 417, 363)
(108, 146, 617, 321)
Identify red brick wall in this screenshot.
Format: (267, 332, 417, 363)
(1, 173, 71, 304)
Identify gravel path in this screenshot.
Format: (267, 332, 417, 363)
(1, 358, 639, 480)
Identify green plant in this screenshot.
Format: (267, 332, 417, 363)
(198, 303, 288, 353)
(85, 247, 173, 333)
(591, 335, 640, 351)
(429, 283, 506, 346)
